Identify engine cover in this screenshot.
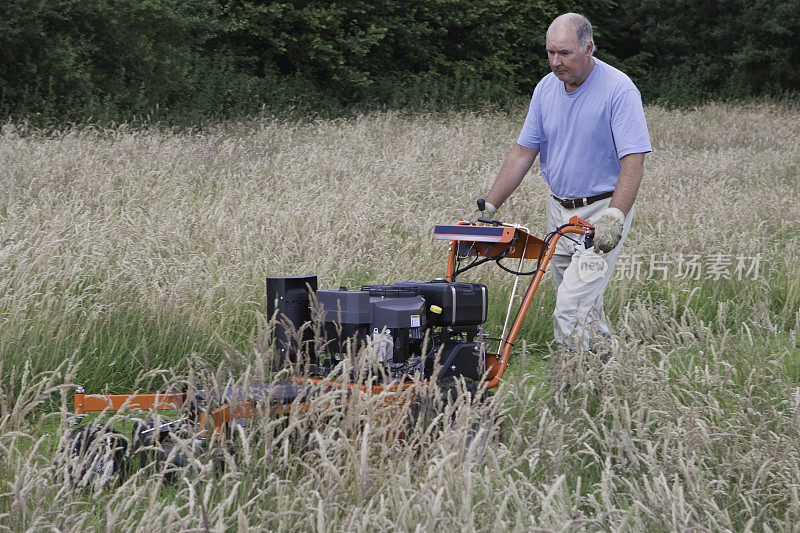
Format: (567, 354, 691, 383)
(316, 287, 425, 366)
(391, 281, 487, 326)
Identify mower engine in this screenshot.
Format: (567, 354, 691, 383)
(268, 276, 488, 382)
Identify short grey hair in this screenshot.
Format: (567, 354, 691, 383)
(549, 13, 594, 55)
(574, 15, 594, 54)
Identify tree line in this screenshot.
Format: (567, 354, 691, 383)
(1, 0, 798, 123)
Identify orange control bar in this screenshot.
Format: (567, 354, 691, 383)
(439, 222, 546, 281)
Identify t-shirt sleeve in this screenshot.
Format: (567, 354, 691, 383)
(517, 88, 541, 148)
(611, 89, 652, 159)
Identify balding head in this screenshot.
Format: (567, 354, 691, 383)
(547, 13, 594, 55)
(545, 13, 596, 91)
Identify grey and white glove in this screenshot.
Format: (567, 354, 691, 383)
(465, 198, 497, 224)
(593, 207, 625, 253)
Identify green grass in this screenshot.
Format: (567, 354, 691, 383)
(2, 102, 800, 530)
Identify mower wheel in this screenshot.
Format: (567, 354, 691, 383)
(58, 423, 129, 491)
(131, 419, 160, 467)
(407, 377, 479, 433)
(436, 377, 494, 409)
(130, 418, 200, 482)
(406, 378, 499, 461)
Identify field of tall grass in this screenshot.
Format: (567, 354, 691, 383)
(1, 100, 799, 530)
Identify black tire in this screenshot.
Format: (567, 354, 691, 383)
(436, 376, 481, 410)
(59, 423, 129, 490)
(406, 377, 481, 435)
(130, 418, 199, 482)
(131, 419, 161, 468)
(407, 377, 499, 464)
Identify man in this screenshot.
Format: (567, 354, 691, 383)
(470, 13, 651, 353)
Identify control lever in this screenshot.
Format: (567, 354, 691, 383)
(472, 198, 503, 225)
(584, 231, 595, 250)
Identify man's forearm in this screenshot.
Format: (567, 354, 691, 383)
(609, 152, 645, 216)
(485, 144, 540, 208)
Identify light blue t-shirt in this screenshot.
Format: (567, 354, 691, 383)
(517, 57, 652, 198)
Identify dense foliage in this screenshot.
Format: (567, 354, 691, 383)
(1, 0, 798, 122)
(602, 0, 800, 103)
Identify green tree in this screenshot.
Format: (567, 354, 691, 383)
(604, 0, 800, 103)
(0, 0, 219, 120)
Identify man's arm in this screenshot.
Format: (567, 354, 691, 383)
(485, 144, 540, 208)
(609, 152, 645, 216)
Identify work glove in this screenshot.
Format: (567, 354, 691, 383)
(592, 207, 625, 253)
(464, 198, 497, 224)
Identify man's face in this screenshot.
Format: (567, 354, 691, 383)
(545, 24, 593, 88)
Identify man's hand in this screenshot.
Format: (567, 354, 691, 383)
(465, 199, 497, 224)
(593, 207, 625, 253)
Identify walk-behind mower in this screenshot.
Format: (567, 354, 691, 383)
(60, 213, 594, 489)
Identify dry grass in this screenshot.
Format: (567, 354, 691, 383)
(1, 100, 799, 531)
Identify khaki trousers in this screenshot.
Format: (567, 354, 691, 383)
(545, 195, 633, 350)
